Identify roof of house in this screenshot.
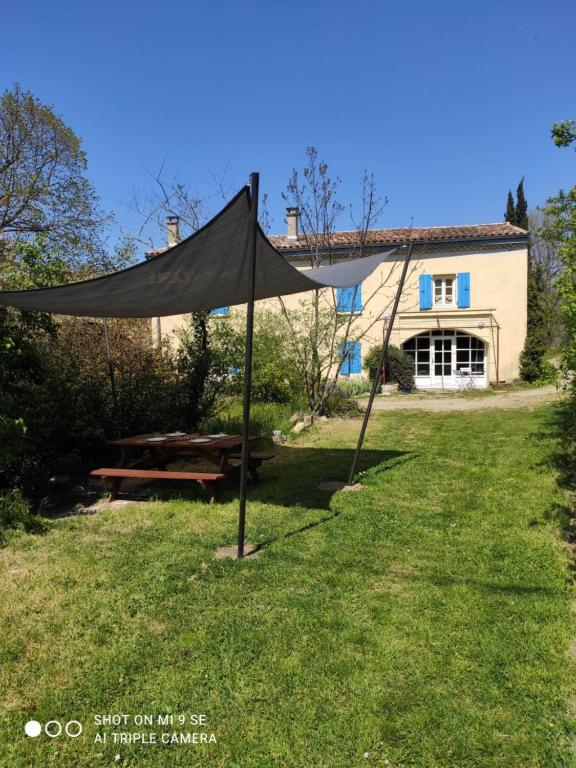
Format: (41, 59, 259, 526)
(268, 222, 528, 251)
(146, 221, 528, 258)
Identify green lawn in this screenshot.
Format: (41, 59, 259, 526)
(0, 405, 574, 767)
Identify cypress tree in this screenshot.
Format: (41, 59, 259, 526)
(519, 263, 547, 381)
(511, 175, 548, 380)
(505, 191, 516, 224)
(515, 179, 528, 230)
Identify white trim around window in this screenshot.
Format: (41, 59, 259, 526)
(433, 275, 456, 307)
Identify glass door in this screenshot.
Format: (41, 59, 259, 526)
(403, 330, 487, 390)
(431, 333, 456, 388)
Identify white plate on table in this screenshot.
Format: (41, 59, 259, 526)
(207, 433, 228, 439)
(190, 438, 211, 443)
(146, 437, 167, 443)
(166, 431, 186, 437)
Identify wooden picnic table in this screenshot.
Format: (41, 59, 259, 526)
(91, 432, 271, 503)
(111, 432, 260, 476)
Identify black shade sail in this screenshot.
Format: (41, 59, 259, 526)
(0, 186, 396, 318)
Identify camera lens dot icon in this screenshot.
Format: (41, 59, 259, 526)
(24, 720, 42, 738)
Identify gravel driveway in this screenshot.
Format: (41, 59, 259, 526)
(364, 385, 563, 412)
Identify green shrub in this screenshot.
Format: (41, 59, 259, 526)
(520, 265, 548, 382)
(336, 378, 373, 398)
(535, 359, 559, 385)
(0, 309, 185, 495)
(0, 489, 46, 543)
(363, 344, 415, 391)
(0, 239, 243, 498)
(323, 389, 363, 417)
(202, 400, 295, 444)
(212, 311, 302, 404)
(520, 330, 548, 382)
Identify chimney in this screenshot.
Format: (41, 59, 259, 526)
(286, 207, 299, 240)
(166, 215, 180, 247)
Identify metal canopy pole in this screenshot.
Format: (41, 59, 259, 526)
(237, 172, 259, 559)
(346, 243, 414, 486)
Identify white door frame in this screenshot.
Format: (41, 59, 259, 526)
(406, 330, 488, 390)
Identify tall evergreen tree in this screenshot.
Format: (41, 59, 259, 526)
(505, 191, 516, 224)
(506, 178, 549, 381)
(519, 263, 548, 381)
(515, 179, 528, 230)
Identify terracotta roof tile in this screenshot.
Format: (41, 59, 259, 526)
(147, 222, 527, 257)
(268, 222, 528, 251)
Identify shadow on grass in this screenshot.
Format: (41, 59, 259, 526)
(541, 401, 576, 488)
(240, 446, 412, 511)
(107, 446, 412, 513)
(249, 508, 344, 554)
(414, 572, 564, 597)
(533, 402, 576, 563)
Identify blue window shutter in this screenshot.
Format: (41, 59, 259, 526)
(339, 342, 350, 375)
(337, 285, 362, 312)
(339, 341, 361, 374)
(350, 342, 361, 373)
(337, 287, 351, 312)
(211, 306, 229, 315)
(457, 273, 470, 308)
(419, 274, 432, 310)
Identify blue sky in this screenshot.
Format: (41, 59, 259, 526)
(2, 0, 574, 249)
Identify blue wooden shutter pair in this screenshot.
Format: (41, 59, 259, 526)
(211, 306, 230, 315)
(418, 273, 471, 309)
(339, 341, 361, 374)
(457, 272, 471, 308)
(336, 285, 362, 313)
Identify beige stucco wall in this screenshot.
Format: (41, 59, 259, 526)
(157, 244, 528, 386)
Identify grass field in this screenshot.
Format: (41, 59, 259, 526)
(0, 404, 574, 767)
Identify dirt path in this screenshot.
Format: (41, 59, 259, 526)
(365, 385, 564, 412)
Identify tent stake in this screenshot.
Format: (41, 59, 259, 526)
(238, 172, 260, 559)
(346, 242, 414, 486)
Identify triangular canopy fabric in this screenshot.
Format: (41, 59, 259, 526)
(0, 186, 396, 318)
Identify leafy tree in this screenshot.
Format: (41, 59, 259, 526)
(173, 313, 214, 430)
(527, 209, 562, 345)
(279, 146, 416, 414)
(0, 84, 108, 270)
(0, 238, 70, 485)
(172, 313, 241, 429)
(541, 117, 576, 384)
(543, 187, 576, 377)
(207, 310, 301, 405)
(1, 237, 68, 293)
(551, 120, 576, 149)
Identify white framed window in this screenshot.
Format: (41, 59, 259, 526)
(455, 333, 485, 376)
(433, 275, 455, 307)
(404, 331, 485, 379)
(402, 334, 431, 376)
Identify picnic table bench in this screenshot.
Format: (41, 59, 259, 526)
(90, 432, 273, 503)
(91, 467, 226, 503)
